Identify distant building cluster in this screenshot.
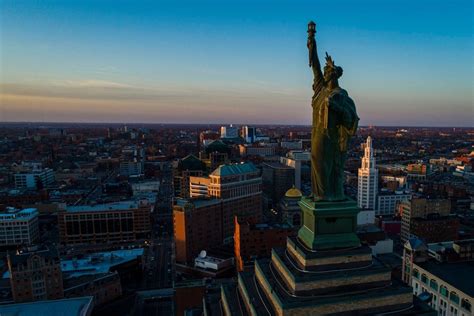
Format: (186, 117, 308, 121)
(0, 123, 472, 315)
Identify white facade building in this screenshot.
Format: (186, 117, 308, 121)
(357, 210, 375, 225)
(376, 189, 412, 216)
(357, 136, 378, 210)
(14, 168, 55, 189)
(242, 126, 256, 143)
(220, 125, 239, 139)
(280, 150, 310, 190)
(0, 208, 39, 246)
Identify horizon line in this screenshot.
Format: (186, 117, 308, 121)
(0, 121, 473, 129)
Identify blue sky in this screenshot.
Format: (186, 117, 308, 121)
(1, 0, 473, 126)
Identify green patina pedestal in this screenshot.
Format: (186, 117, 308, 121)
(297, 196, 361, 250)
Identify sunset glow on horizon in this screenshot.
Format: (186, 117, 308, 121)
(1, 0, 473, 126)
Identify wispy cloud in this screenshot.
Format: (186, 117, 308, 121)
(55, 79, 133, 89)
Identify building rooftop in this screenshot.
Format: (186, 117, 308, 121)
(285, 186, 302, 198)
(178, 154, 206, 171)
(175, 197, 222, 209)
(0, 207, 38, 220)
(66, 201, 139, 212)
(60, 248, 144, 278)
(417, 260, 474, 297)
(3, 248, 144, 279)
(0, 296, 93, 316)
(210, 162, 257, 177)
(8, 245, 59, 267)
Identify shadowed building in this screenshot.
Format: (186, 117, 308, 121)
(174, 154, 207, 198)
(262, 162, 295, 205)
(7, 246, 64, 303)
(234, 216, 296, 272)
(278, 186, 303, 227)
(58, 200, 152, 245)
(199, 139, 231, 170)
(399, 198, 453, 242)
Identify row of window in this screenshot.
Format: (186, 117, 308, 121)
(413, 269, 471, 312)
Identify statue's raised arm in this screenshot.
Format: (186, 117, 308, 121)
(307, 21, 324, 93)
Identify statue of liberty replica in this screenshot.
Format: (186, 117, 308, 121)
(298, 21, 361, 250)
(307, 21, 359, 201)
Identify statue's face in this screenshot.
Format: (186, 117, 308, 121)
(324, 67, 337, 83)
(324, 66, 342, 85)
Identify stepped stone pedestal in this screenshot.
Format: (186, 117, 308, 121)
(220, 195, 436, 315)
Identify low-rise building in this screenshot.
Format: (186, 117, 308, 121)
(0, 296, 94, 316)
(58, 200, 152, 245)
(234, 217, 295, 272)
(14, 168, 55, 189)
(377, 189, 411, 216)
(7, 246, 63, 303)
(399, 198, 452, 242)
(0, 208, 39, 246)
(402, 239, 474, 316)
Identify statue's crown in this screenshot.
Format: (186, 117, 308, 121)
(325, 52, 335, 68)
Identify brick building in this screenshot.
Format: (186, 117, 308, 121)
(234, 217, 295, 271)
(7, 246, 64, 303)
(399, 197, 452, 242)
(173, 198, 223, 263)
(410, 214, 459, 243)
(58, 199, 151, 245)
(207, 163, 263, 240)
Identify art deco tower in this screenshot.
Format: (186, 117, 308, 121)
(358, 136, 378, 210)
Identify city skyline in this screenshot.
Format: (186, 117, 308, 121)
(1, 0, 473, 127)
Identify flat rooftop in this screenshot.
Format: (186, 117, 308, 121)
(0, 208, 37, 220)
(3, 248, 144, 279)
(175, 197, 222, 209)
(66, 201, 139, 212)
(61, 248, 144, 278)
(0, 296, 93, 316)
(417, 260, 474, 297)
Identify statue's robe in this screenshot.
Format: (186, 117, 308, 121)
(311, 86, 358, 201)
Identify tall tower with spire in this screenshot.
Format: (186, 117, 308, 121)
(358, 136, 378, 210)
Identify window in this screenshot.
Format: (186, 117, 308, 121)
(440, 286, 448, 298)
(430, 279, 438, 291)
(461, 299, 471, 312)
(413, 269, 420, 279)
(421, 274, 428, 284)
(450, 292, 460, 305)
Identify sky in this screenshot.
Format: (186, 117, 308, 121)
(0, 0, 473, 126)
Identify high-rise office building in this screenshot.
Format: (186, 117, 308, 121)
(187, 163, 263, 241)
(208, 163, 263, 240)
(241, 126, 256, 143)
(357, 136, 378, 210)
(262, 162, 295, 204)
